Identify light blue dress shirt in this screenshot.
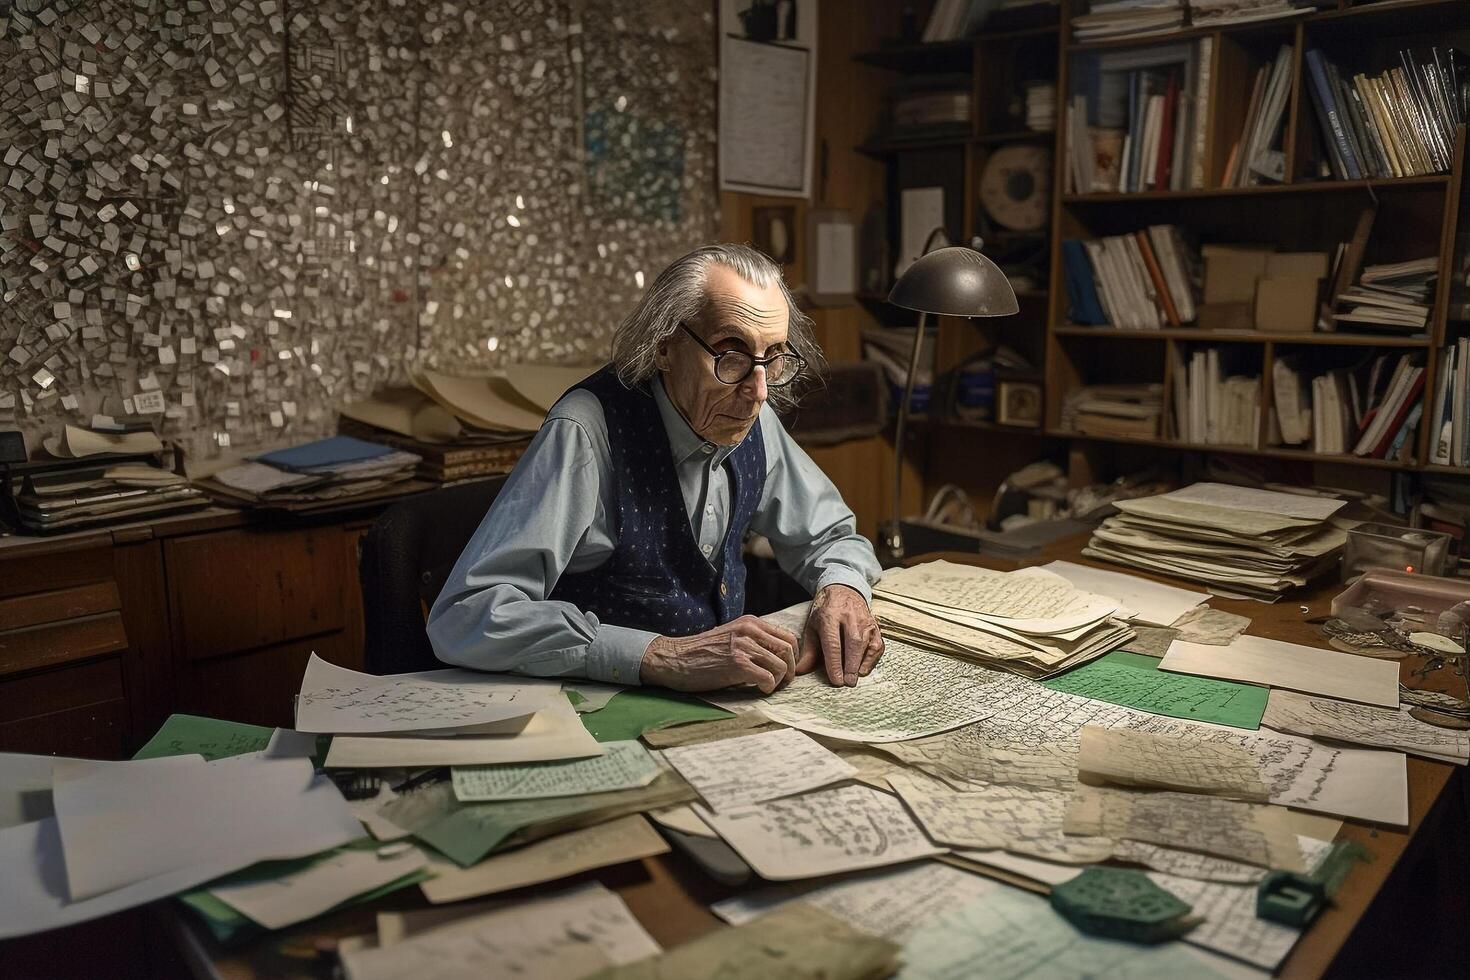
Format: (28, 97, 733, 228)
(426, 376, 882, 684)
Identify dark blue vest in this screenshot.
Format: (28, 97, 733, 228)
(548, 366, 766, 637)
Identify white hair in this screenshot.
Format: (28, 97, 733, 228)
(610, 243, 826, 414)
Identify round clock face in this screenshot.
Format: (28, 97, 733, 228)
(980, 146, 1052, 232)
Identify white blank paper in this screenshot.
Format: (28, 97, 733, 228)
(210, 845, 428, 930)
(1039, 560, 1207, 627)
(324, 697, 604, 768)
(1160, 636, 1400, 708)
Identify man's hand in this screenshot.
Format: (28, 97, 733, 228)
(798, 585, 884, 687)
(639, 615, 799, 694)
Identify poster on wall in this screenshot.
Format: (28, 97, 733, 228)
(718, 0, 817, 198)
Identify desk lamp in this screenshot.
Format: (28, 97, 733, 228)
(880, 236, 1019, 563)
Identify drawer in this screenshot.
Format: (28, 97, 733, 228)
(0, 581, 121, 631)
(166, 526, 347, 660)
(0, 545, 114, 600)
(0, 613, 129, 678)
(0, 658, 127, 756)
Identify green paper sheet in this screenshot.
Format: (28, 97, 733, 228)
(578, 690, 731, 742)
(133, 713, 275, 761)
(1041, 651, 1267, 730)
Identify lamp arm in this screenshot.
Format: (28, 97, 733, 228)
(889, 309, 928, 560)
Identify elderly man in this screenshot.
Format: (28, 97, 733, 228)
(427, 243, 884, 694)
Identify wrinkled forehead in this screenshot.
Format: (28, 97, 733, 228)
(695, 264, 789, 347)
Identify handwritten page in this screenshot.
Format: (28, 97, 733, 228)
(1064, 784, 1305, 872)
(593, 902, 900, 980)
(696, 785, 944, 880)
(451, 740, 659, 802)
(324, 697, 604, 768)
(295, 653, 558, 735)
(1040, 560, 1208, 627)
(340, 882, 658, 980)
(640, 710, 781, 749)
(132, 713, 275, 761)
(1160, 636, 1400, 708)
(889, 772, 1114, 864)
(52, 754, 363, 902)
(704, 625, 1009, 743)
(899, 887, 1232, 980)
(711, 862, 996, 939)
(660, 728, 856, 812)
(1148, 872, 1304, 971)
(1171, 607, 1251, 646)
(1161, 483, 1346, 521)
(877, 561, 1120, 634)
(1042, 651, 1268, 730)
(1078, 726, 1270, 801)
(209, 845, 427, 930)
(1263, 689, 1470, 763)
(422, 815, 669, 904)
(1122, 626, 1182, 658)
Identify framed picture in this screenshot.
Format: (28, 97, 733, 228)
(806, 206, 857, 306)
(752, 206, 797, 266)
(996, 380, 1043, 428)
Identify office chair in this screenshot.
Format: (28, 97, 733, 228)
(358, 476, 507, 674)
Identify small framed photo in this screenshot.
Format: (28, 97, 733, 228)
(997, 380, 1043, 428)
(752, 206, 797, 266)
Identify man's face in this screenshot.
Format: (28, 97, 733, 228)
(657, 265, 790, 446)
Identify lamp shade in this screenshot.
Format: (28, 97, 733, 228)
(887, 245, 1019, 317)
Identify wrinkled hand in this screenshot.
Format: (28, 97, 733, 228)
(798, 585, 884, 687)
(639, 615, 799, 694)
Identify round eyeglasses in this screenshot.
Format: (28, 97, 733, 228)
(678, 322, 806, 387)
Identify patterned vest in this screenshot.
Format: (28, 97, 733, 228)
(548, 366, 766, 636)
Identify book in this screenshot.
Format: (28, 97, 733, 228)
(1431, 343, 1455, 466)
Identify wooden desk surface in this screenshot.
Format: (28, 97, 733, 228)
(187, 536, 1458, 979)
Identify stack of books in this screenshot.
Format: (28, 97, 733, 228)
(1066, 40, 1213, 193)
(920, 0, 999, 40)
(1188, 0, 1317, 28)
(887, 78, 973, 139)
(1271, 352, 1425, 460)
(1222, 46, 1295, 186)
(1070, 0, 1184, 42)
(198, 436, 422, 510)
(1169, 348, 1260, 448)
(1084, 482, 1349, 600)
(1304, 46, 1467, 180)
(1331, 257, 1437, 333)
(1062, 225, 1198, 329)
(1061, 383, 1164, 439)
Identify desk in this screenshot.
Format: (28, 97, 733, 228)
(166, 536, 1464, 979)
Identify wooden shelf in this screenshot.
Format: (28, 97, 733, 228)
(854, 40, 972, 73)
(927, 417, 1050, 435)
(1051, 327, 1432, 347)
(976, 129, 1055, 146)
(1063, 174, 1450, 205)
(1044, 429, 1422, 471)
(856, 133, 970, 158)
(1067, 20, 1293, 54)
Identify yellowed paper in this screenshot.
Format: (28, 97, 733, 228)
(1078, 725, 1270, 801)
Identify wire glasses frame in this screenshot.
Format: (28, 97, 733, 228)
(678, 322, 806, 387)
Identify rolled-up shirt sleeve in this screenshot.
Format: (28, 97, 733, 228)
(425, 417, 656, 684)
(749, 408, 883, 603)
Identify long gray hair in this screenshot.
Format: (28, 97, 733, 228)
(610, 243, 826, 414)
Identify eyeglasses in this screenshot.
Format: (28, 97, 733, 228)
(678, 322, 805, 387)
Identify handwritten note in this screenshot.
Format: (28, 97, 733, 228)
(661, 728, 856, 812)
(711, 862, 996, 939)
(876, 561, 1120, 634)
(1078, 726, 1270, 801)
(1043, 651, 1267, 730)
(1064, 784, 1306, 872)
(132, 713, 273, 761)
(1147, 872, 1304, 971)
(296, 654, 559, 735)
(639, 710, 781, 749)
(1263, 689, 1470, 763)
(591, 903, 900, 980)
(422, 815, 670, 904)
(1171, 606, 1250, 646)
(696, 785, 944, 880)
(340, 883, 658, 980)
(889, 772, 1114, 864)
(452, 741, 660, 802)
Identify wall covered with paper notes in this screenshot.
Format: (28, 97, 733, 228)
(0, 0, 717, 458)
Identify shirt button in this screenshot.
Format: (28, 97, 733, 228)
(702, 445, 714, 454)
(701, 544, 713, 556)
(705, 504, 714, 515)
(720, 581, 729, 596)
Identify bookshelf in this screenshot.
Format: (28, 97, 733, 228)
(853, 0, 1470, 502)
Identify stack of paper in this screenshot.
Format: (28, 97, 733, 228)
(296, 654, 603, 768)
(1084, 482, 1349, 600)
(873, 560, 1134, 677)
(199, 436, 421, 509)
(1070, 0, 1184, 41)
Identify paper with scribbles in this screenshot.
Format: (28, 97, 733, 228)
(696, 785, 944, 880)
(295, 654, 560, 735)
(451, 741, 660, 802)
(888, 772, 1114, 864)
(1263, 689, 1469, 763)
(1078, 725, 1270, 801)
(660, 728, 856, 812)
(1064, 784, 1306, 872)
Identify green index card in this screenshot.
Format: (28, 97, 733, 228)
(133, 713, 275, 761)
(578, 690, 732, 743)
(1041, 651, 1267, 730)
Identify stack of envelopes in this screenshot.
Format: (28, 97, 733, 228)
(872, 560, 1135, 678)
(1083, 482, 1349, 600)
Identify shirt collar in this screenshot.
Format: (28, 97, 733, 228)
(652, 375, 738, 466)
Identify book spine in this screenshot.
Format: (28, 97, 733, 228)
(1134, 231, 1180, 326)
(1306, 50, 1362, 180)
